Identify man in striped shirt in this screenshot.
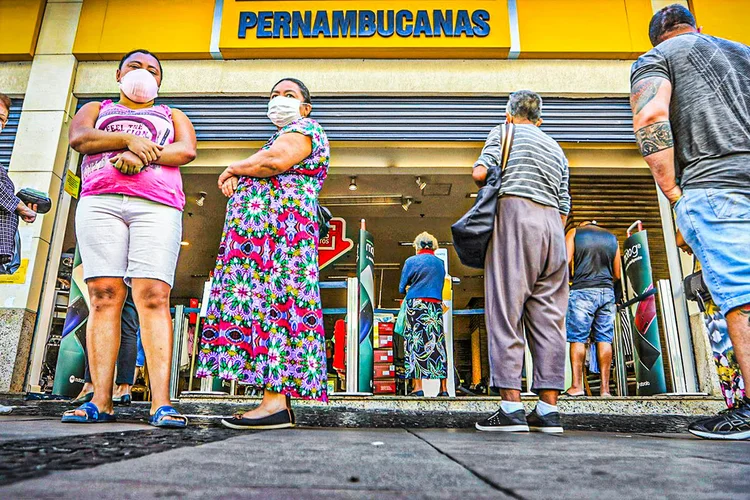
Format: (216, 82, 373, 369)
(473, 90, 571, 434)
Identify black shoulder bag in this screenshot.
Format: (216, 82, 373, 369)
(451, 124, 515, 269)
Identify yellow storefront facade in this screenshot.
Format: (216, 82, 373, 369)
(0, 0, 747, 405)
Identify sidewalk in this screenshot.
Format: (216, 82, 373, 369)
(1, 412, 748, 499)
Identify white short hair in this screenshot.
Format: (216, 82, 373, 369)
(506, 90, 543, 122)
(413, 232, 439, 251)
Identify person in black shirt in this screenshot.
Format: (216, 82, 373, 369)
(630, 4, 750, 440)
(564, 221, 621, 397)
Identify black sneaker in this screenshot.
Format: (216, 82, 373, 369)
(475, 407, 529, 432)
(527, 408, 564, 434)
(688, 398, 750, 440)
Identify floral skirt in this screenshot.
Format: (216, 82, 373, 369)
(196, 178, 327, 401)
(403, 299, 447, 379)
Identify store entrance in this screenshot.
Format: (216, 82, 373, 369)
(32, 149, 678, 401)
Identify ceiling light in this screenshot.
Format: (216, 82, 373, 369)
(415, 176, 427, 191)
(402, 197, 413, 211)
(196, 191, 207, 207)
(349, 177, 358, 191)
(319, 194, 403, 207)
(180, 241, 190, 246)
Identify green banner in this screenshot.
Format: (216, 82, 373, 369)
(357, 227, 375, 393)
(623, 231, 667, 395)
(52, 249, 88, 397)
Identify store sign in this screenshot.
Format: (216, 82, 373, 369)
(237, 9, 491, 39)
(220, 1, 511, 58)
(319, 217, 354, 270)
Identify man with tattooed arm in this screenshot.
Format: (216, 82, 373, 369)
(630, 4, 750, 440)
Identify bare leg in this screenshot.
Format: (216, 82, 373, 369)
(597, 342, 613, 396)
(538, 389, 559, 406)
(726, 304, 750, 382)
(131, 278, 179, 421)
(411, 379, 423, 393)
(568, 343, 586, 394)
(75, 382, 94, 399)
(240, 389, 288, 419)
(440, 378, 448, 393)
(499, 388, 521, 402)
(71, 278, 127, 417)
(113, 383, 132, 399)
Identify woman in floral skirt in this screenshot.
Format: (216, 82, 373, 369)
(399, 232, 449, 397)
(197, 78, 329, 429)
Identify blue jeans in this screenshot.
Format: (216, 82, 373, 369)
(566, 288, 616, 344)
(675, 188, 750, 316)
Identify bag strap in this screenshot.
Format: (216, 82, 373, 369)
(500, 123, 515, 172)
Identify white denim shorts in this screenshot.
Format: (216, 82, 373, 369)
(75, 194, 182, 288)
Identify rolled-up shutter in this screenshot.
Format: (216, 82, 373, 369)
(80, 97, 634, 143)
(0, 99, 22, 170)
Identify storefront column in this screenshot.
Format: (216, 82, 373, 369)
(0, 1, 82, 393)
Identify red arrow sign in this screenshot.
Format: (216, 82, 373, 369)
(319, 217, 354, 270)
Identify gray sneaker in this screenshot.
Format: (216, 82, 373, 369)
(0, 404, 12, 415)
(527, 408, 564, 434)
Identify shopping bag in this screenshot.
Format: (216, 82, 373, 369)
(451, 124, 514, 269)
(0, 230, 21, 275)
(394, 300, 407, 336)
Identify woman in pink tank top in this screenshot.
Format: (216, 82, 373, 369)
(63, 50, 196, 428)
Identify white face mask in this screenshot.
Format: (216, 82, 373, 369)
(267, 96, 303, 127)
(119, 69, 159, 104)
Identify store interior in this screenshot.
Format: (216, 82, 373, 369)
(43, 142, 672, 398)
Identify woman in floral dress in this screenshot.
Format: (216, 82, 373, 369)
(197, 78, 329, 429)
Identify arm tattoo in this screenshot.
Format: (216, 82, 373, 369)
(635, 121, 674, 157)
(630, 78, 664, 114)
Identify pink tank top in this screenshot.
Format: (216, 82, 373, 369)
(80, 100, 185, 210)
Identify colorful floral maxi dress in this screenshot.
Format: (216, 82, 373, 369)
(197, 118, 330, 401)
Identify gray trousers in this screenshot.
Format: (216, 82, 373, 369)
(484, 196, 569, 392)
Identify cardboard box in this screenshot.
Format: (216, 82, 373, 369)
(377, 333, 394, 348)
(374, 363, 395, 379)
(373, 379, 396, 394)
(378, 322, 394, 334)
(373, 348, 394, 363)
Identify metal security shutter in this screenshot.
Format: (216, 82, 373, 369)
(569, 175, 669, 282)
(80, 97, 635, 143)
(0, 99, 22, 170)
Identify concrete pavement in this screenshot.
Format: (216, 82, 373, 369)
(1, 414, 748, 499)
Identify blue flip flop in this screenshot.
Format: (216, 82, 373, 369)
(148, 405, 188, 429)
(61, 402, 116, 424)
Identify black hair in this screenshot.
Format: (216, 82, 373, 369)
(119, 49, 163, 77)
(272, 78, 311, 104)
(648, 4, 696, 46)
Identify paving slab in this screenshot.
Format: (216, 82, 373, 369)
(412, 429, 750, 499)
(0, 416, 152, 442)
(0, 428, 504, 499)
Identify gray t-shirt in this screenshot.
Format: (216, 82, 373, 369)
(630, 33, 750, 190)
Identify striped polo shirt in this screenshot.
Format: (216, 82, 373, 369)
(474, 124, 571, 215)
